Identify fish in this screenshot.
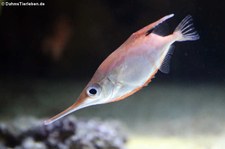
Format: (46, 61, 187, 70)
(44, 14, 199, 125)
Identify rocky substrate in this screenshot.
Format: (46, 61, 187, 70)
(0, 116, 127, 149)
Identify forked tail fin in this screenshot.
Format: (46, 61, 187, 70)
(173, 15, 200, 42)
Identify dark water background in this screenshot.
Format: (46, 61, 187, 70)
(0, 0, 225, 80)
(0, 0, 225, 143)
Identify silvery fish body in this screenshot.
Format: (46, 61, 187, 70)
(44, 14, 199, 125)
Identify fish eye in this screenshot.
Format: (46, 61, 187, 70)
(86, 83, 101, 97)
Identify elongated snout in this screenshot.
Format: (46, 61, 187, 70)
(44, 96, 88, 125)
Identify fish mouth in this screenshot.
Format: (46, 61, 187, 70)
(43, 97, 87, 125)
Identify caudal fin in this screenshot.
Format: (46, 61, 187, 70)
(174, 15, 200, 42)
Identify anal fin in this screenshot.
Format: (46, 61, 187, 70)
(159, 45, 175, 74)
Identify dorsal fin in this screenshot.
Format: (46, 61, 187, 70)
(145, 14, 174, 36)
(145, 28, 154, 36)
(159, 45, 175, 74)
(151, 22, 170, 36)
(136, 14, 174, 36)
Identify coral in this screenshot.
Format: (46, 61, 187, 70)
(0, 117, 127, 149)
